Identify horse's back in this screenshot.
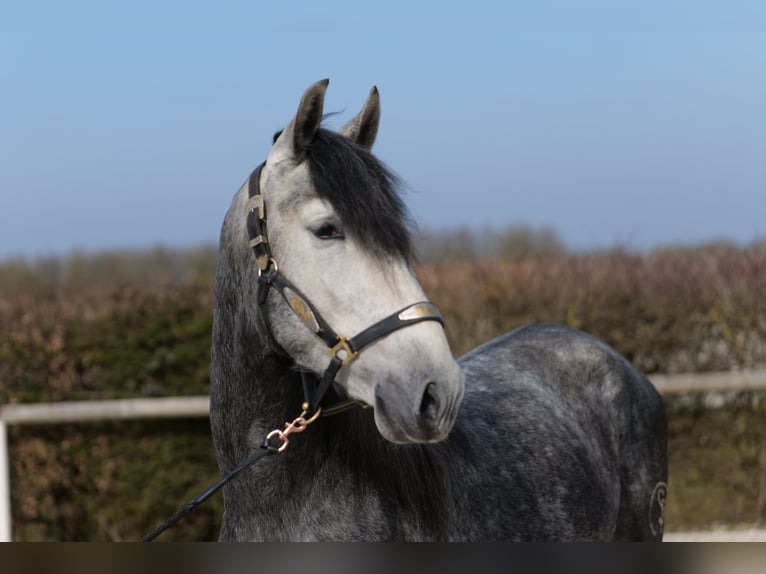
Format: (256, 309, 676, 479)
(450, 324, 667, 540)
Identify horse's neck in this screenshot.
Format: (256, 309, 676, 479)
(210, 270, 305, 471)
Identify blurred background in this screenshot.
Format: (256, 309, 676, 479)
(1, 1, 765, 540)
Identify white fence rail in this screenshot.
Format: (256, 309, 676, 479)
(651, 370, 766, 395)
(0, 396, 210, 426)
(1, 370, 766, 541)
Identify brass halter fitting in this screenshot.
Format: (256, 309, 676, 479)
(257, 257, 278, 277)
(330, 336, 358, 366)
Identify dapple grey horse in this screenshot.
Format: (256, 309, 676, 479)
(210, 79, 667, 541)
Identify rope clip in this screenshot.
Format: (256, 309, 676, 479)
(264, 407, 321, 453)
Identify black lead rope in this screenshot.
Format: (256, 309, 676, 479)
(140, 443, 275, 542)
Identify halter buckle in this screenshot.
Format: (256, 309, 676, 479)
(330, 337, 357, 365)
(246, 194, 265, 220)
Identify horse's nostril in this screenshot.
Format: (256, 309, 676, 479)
(419, 382, 441, 425)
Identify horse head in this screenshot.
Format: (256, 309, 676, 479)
(252, 79, 464, 443)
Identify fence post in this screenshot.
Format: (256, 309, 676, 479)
(0, 420, 10, 542)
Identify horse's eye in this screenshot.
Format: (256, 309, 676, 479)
(313, 222, 344, 240)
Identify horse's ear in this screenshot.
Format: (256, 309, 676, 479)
(273, 79, 329, 161)
(339, 86, 380, 150)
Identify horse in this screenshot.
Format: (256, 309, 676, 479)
(209, 79, 668, 541)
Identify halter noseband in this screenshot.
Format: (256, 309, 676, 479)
(246, 161, 445, 416)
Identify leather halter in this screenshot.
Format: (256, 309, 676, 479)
(246, 161, 445, 416)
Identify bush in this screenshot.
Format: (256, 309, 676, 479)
(1, 240, 765, 539)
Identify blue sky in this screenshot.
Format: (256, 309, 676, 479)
(1, 1, 764, 258)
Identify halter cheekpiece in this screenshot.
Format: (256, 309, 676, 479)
(246, 161, 445, 416)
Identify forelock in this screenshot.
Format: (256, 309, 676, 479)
(305, 129, 414, 261)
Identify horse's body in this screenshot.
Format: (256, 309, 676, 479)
(210, 80, 667, 541)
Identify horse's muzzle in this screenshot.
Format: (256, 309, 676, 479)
(372, 366, 464, 444)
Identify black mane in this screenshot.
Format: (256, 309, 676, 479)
(305, 128, 414, 261)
